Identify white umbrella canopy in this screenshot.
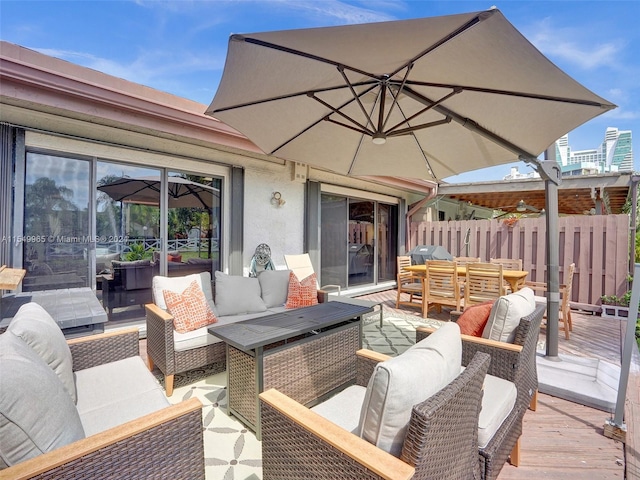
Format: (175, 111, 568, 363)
(98, 176, 219, 209)
(206, 8, 614, 180)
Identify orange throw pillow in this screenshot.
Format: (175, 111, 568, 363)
(457, 301, 494, 337)
(163, 280, 217, 333)
(285, 271, 318, 309)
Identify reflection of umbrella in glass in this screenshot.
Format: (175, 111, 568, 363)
(206, 8, 615, 360)
(98, 176, 219, 209)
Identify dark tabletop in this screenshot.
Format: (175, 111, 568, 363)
(208, 301, 372, 351)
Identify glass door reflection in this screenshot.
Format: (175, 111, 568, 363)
(23, 153, 90, 291)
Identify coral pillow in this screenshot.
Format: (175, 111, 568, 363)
(456, 301, 494, 337)
(285, 271, 318, 309)
(163, 280, 217, 333)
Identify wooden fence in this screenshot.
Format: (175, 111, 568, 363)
(409, 214, 631, 308)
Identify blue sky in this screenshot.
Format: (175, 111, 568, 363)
(1, 0, 638, 182)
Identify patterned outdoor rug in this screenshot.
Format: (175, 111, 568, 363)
(159, 311, 443, 480)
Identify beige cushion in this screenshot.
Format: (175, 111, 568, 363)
(482, 287, 535, 343)
(0, 332, 85, 467)
(214, 271, 266, 316)
(74, 356, 169, 436)
(7, 303, 77, 403)
(152, 272, 215, 313)
(478, 373, 517, 448)
(358, 322, 462, 457)
(258, 269, 291, 308)
(311, 385, 367, 434)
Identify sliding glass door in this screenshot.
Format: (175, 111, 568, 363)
(23, 153, 91, 291)
(321, 192, 398, 289)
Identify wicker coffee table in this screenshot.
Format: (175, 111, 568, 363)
(208, 301, 372, 439)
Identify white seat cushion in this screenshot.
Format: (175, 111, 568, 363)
(358, 322, 462, 457)
(311, 385, 367, 434)
(74, 356, 169, 436)
(172, 311, 272, 352)
(482, 287, 535, 343)
(478, 373, 517, 448)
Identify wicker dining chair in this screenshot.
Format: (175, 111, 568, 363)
(259, 350, 490, 480)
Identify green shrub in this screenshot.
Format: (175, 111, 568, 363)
(124, 242, 153, 261)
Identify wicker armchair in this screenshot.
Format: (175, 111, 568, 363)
(259, 349, 490, 480)
(3, 329, 205, 480)
(416, 303, 545, 480)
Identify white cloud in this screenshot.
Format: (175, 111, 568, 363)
(525, 17, 624, 70)
(34, 47, 224, 87)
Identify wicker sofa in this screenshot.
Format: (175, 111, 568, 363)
(0, 302, 204, 479)
(146, 269, 308, 396)
(416, 295, 545, 480)
(259, 323, 491, 480)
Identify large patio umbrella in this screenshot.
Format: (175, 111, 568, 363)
(205, 8, 615, 357)
(98, 176, 219, 209)
(206, 8, 614, 181)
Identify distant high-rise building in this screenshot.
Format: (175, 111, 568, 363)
(555, 127, 633, 176)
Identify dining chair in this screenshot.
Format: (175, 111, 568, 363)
(525, 263, 575, 339)
(395, 255, 425, 314)
(453, 256, 481, 266)
(464, 262, 505, 308)
(490, 258, 522, 270)
(424, 260, 461, 314)
(490, 258, 524, 292)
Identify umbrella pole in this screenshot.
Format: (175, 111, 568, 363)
(538, 155, 562, 359)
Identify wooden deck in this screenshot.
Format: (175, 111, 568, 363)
(127, 287, 637, 479)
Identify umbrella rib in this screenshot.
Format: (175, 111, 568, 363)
(385, 87, 460, 135)
(269, 84, 380, 155)
(211, 80, 378, 114)
(404, 80, 615, 108)
(309, 94, 375, 134)
(387, 117, 452, 137)
(337, 66, 376, 131)
(325, 117, 372, 136)
(236, 35, 385, 81)
(378, 63, 414, 134)
(387, 10, 490, 80)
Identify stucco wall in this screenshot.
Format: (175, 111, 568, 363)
(243, 163, 305, 273)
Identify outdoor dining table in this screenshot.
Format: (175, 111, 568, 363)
(404, 264, 529, 293)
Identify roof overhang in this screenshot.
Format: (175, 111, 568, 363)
(438, 173, 636, 215)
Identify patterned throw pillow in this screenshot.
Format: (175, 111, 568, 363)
(285, 271, 318, 309)
(456, 300, 494, 337)
(163, 280, 218, 333)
